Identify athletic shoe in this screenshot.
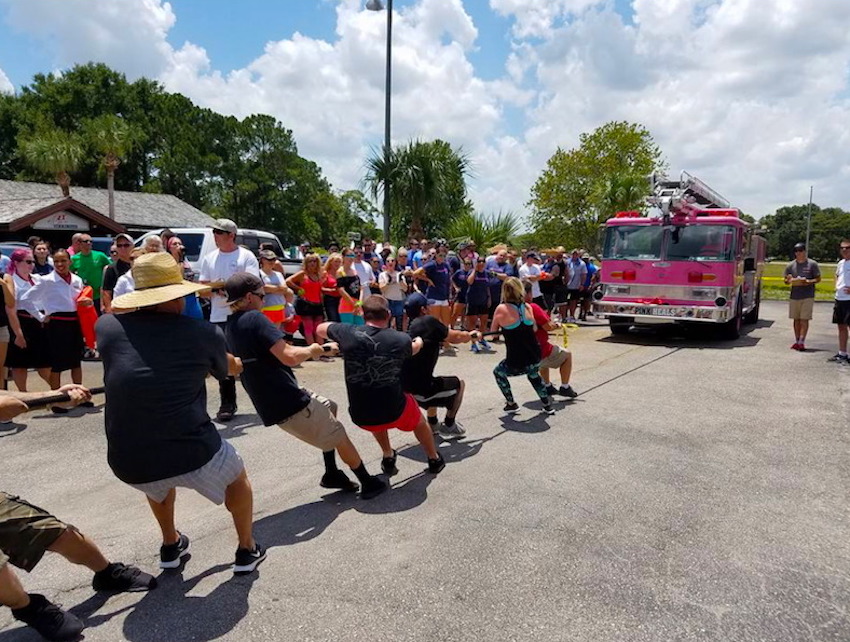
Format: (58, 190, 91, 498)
(439, 421, 466, 439)
(233, 542, 267, 575)
(503, 401, 519, 414)
(557, 385, 579, 398)
(79, 401, 95, 408)
(92, 562, 157, 592)
(797, 343, 806, 352)
(381, 449, 399, 476)
(542, 399, 556, 415)
(12, 594, 84, 642)
(791, 343, 801, 350)
(545, 384, 558, 397)
(50, 406, 70, 415)
(427, 452, 446, 474)
(159, 532, 191, 569)
(320, 470, 359, 493)
(480, 339, 493, 351)
(567, 317, 577, 324)
(827, 353, 850, 363)
(470, 342, 480, 353)
(216, 405, 236, 422)
(360, 476, 388, 500)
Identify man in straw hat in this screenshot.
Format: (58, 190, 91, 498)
(96, 253, 266, 575)
(223, 273, 388, 500)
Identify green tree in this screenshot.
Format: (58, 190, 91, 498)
(364, 139, 472, 242)
(761, 204, 850, 261)
(83, 114, 143, 218)
(447, 211, 521, 250)
(19, 128, 85, 196)
(529, 121, 665, 253)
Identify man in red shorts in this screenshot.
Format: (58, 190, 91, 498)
(317, 295, 445, 476)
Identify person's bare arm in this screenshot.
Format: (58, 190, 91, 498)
(285, 271, 305, 290)
(315, 322, 332, 341)
(0, 385, 92, 420)
(411, 336, 424, 356)
(270, 340, 336, 367)
(446, 329, 478, 344)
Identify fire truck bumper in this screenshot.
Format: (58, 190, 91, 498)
(592, 301, 732, 323)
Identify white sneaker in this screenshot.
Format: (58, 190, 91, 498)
(439, 421, 466, 439)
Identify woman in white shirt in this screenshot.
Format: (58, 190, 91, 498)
(379, 256, 407, 330)
(4, 248, 50, 391)
(21, 249, 94, 410)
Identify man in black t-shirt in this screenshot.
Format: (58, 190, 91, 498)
(100, 233, 134, 314)
(317, 295, 446, 476)
(97, 253, 266, 576)
(401, 293, 476, 439)
(224, 273, 387, 500)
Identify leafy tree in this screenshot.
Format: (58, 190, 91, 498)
(761, 204, 850, 261)
(447, 211, 521, 250)
(364, 139, 472, 242)
(83, 114, 143, 218)
(19, 129, 85, 196)
(529, 121, 665, 253)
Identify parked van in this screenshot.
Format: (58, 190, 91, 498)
(133, 227, 293, 279)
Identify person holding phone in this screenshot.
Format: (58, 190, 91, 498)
(784, 242, 821, 351)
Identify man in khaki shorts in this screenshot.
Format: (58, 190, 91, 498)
(224, 273, 387, 500)
(524, 282, 578, 399)
(784, 242, 821, 351)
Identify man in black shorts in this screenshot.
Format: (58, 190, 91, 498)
(402, 293, 476, 439)
(317, 295, 446, 476)
(224, 273, 387, 499)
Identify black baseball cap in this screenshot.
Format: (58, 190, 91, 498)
(794, 242, 806, 251)
(225, 272, 264, 304)
(404, 293, 428, 319)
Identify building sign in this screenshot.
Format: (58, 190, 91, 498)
(32, 211, 91, 231)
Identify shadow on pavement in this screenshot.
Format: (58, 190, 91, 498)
(597, 322, 762, 349)
(216, 414, 262, 440)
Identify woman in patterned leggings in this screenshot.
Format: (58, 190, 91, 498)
(489, 277, 554, 415)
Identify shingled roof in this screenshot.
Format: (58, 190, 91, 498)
(0, 180, 216, 230)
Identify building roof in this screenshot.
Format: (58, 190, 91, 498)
(0, 180, 216, 230)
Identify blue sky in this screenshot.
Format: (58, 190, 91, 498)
(0, 0, 848, 219)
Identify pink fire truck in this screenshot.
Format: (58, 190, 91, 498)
(592, 172, 766, 339)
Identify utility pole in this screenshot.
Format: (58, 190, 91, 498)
(805, 186, 813, 250)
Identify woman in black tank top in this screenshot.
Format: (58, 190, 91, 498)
(490, 277, 553, 415)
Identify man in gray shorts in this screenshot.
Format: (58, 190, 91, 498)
(223, 273, 387, 500)
(97, 253, 266, 576)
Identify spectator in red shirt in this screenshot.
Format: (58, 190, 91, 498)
(524, 282, 578, 399)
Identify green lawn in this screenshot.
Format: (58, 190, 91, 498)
(762, 261, 835, 301)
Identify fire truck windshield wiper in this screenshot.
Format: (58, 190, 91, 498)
(614, 256, 643, 268)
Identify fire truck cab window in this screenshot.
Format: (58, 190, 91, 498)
(602, 226, 663, 260)
(666, 225, 736, 262)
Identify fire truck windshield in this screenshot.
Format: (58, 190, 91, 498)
(666, 225, 736, 262)
(602, 226, 663, 260)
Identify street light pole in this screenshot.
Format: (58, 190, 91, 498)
(367, 0, 393, 243)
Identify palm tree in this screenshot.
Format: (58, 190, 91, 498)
(84, 115, 141, 218)
(364, 139, 471, 241)
(447, 210, 521, 249)
(19, 129, 84, 197)
(596, 173, 649, 220)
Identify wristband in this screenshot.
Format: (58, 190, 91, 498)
(355, 301, 362, 307)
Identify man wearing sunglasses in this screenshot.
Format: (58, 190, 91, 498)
(783, 242, 821, 351)
(199, 219, 260, 422)
(829, 240, 850, 363)
(101, 233, 135, 314)
(70, 234, 112, 315)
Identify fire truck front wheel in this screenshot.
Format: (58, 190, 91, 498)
(719, 296, 743, 340)
(609, 316, 633, 335)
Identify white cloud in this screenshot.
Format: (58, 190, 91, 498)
(0, 66, 13, 94)
(2, 0, 850, 223)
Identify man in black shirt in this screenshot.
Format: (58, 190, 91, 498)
(100, 233, 134, 314)
(224, 273, 387, 500)
(317, 295, 446, 476)
(97, 253, 266, 576)
(402, 293, 476, 439)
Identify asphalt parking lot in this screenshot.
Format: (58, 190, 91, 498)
(1, 300, 847, 641)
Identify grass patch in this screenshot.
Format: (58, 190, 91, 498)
(762, 261, 835, 301)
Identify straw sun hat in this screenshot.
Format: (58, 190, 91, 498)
(112, 252, 209, 310)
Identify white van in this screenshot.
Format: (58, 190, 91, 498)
(133, 227, 296, 279)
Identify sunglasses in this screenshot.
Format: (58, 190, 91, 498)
(22, 259, 35, 264)
(80, 239, 92, 244)
(251, 291, 265, 300)
(794, 249, 805, 252)
(345, 254, 356, 258)
(213, 229, 230, 235)
(841, 246, 850, 250)
(116, 243, 132, 248)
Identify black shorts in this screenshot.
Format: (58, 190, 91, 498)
(466, 302, 488, 316)
(566, 289, 583, 301)
(833, 300, 850, 325)
(412, 376, 462, 409)
(554, 286, 568, 304)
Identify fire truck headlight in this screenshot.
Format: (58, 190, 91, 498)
(606, 285, 631, 295)
(691, 287, 717, 299)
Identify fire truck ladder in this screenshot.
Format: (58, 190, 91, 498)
(651, 171, 730, 209)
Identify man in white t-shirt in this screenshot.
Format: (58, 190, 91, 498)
(828, 239, 850, 364)
(518, 252, 544, 308)
(199, 218, 260, 421)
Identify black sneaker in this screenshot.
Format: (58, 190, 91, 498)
(503, 401, 519, 414)
(427, 452, 446, 474)
(160, 532, 190, 569)
(216, 405, 236, 422)
(360, 476, 388, 500)
(92, 562, 157, 592)
(542, 400, 556, 415)
(233, 542, 267, 575)
(50, 406, 70, 415)
(381, 450, 398, 476)
(557, 385, 579, 398)
(827, 353, 850, 363)
(544, 384, 558, 397)
(320, 470, 359, 492)
(79, 401, 95, 408)
(12, 594, 84, 642)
